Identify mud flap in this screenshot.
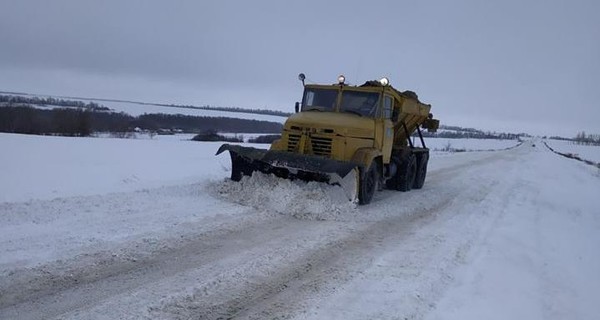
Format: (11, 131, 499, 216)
(216, 144, 360, 202)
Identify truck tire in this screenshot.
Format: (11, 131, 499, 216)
(359, 162, 378, 205)
(385, 153, 416, 192)
(385, 156, 401, 190)
(397, 153, 417, 192)
(413, 153, 429, 189)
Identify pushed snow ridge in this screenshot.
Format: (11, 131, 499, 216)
(213, 172, 358, 220)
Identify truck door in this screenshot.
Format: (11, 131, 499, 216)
(379, 95, 394, 164)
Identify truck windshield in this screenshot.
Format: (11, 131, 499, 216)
(340, 91, 380, 117)
(302, 88, 337, 112)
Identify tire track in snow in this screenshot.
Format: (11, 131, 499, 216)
(0, 146, 524, 319)
(284, 149, 524, 320)
(0, 214, 346, 319)
(149, 149, 522, 319)
(150, 198, 456, 320)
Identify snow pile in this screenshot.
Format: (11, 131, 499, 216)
(545, 139, 600, 163)
(213, 172, 358, 220)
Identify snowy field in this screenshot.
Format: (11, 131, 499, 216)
(545, 139, 600, 164)
(0, 133, 519, 203)
(4, 93, 288, 123)
(97, 100, 288, 123)
(0, 133, 226, 202)
(0, 133, 598, 319)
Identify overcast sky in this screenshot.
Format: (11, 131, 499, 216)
(1, 0, 598, 136)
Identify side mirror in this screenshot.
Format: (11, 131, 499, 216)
(295, 102, 300, 113)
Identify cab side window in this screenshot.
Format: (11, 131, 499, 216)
(383, 96, 393, 119)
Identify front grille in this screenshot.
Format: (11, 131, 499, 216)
(287, 134, 301, 152)
(287, 128, 333, 157)
(311, 136, 332, 157)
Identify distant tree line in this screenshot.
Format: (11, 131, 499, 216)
(0, 107, 92, 136)
(548, 135, 570, 141)
(0, 93, 292, 117)
(574, 131, 600, 146)
(415, 125, 528, 140)
(0, 106, 283, 137)
(0, 94, 542, 141)
(136, 113, 281, 133)
(0, 94, 110, 111)
(191, 130, 243, 142)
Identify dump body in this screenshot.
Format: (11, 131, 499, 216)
(216, 77, 439, 204)
(393, 91, 437, 145)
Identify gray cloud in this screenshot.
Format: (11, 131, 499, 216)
(1, 0, 599, 136)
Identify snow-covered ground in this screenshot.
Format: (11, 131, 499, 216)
(0, 133, 519, 203)
(545, 139, 600, 163)
(420, 137, 519, 152)
(0, 133, 229, 202)
(0, 134, 598, 319)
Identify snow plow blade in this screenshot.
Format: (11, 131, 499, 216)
(216, 144, 359, 202)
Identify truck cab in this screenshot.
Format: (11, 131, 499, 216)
(272, 81, 396, 163)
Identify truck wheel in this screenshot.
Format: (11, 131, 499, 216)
(359, 162, 378, 205)
(385, 156, 401, 190)
(413, 153, 429, 189)
(397, 154, 416, 192)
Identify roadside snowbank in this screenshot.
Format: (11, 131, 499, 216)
(546, 139, 600, 163)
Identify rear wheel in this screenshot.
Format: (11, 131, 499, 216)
(359, 161, 379, 205)
(385, 156, 401, 190)
(413, 153, 429, 189)
(397, 154, 417, 192)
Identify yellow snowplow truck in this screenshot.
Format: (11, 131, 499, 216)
(216, 74, 439, 204)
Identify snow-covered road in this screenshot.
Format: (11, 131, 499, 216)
(1, 140, 599, 319)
